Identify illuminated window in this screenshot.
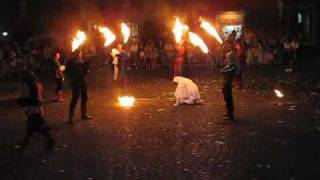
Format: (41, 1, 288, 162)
(298, 13, 303, 24)
(222, 25, 242, 39)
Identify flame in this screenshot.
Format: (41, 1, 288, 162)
(188, 32, 209, 54)
(200, 19, 223, 44)
(173, 17, 189, 44)
(71, 31, 86, 52)
(98, 26, 116, 47)
(121, 23, 131, 44)
(118, 96, 135, 107)
(274, 89, 284, 98)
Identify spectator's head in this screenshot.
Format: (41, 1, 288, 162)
(231, 30, 237, 37)
(223, 43, 233, 53)
(53, 52, 61, 60)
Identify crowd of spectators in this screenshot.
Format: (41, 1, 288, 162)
(0, 30, 300, 79)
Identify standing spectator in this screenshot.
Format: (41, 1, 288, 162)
(235, 40, 246, 89)
(8, 48, 17, 70)
(139, 44, 146, 69)
(283, 37, 291, 68)
(186, 46, 194, 68)
(130, 41, 139, 69)
(212, 44, 224, 68)
(42, 46, 51, 70)
(291, 36, 300, 67)
(256, 41, 264, 65)
(144, 43, 152, 70)
(228, 30, 237, 44)
(151, 46, 159, 69)
(246, 43, 254, 66)
(159, 40, 166, 67)
(164, 42, 171, 67)
(51, 52, 65, 102)
(119, 45, 129, 85)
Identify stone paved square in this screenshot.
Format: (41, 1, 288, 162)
(1, 66, 320, 180)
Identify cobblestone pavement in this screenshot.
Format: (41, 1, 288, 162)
(0, 66, 320, 180)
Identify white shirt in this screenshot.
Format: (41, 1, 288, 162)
(111, 48, 120, 65)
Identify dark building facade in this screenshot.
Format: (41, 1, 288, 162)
(283, 0, 319, 46)
(1, 0, 319, 48)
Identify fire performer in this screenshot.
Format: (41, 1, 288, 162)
(51, 51, 65, 102)
(173, 43, 186, 77)
(66, 49, 92, 124)
(111, 43, 123, 81)
(17, 68, 55, 150)
(221, 44, 238, 121)
(173, 76, 201, 106)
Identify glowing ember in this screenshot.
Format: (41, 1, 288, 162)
(274, 90, 284, 98)
(188, 32, 209, 54)
(98, 26, 116, 47)
(71, 31, 86, 52)
(200, 19, 223, 44)
(173, 17, 189, 44)
(121, 23, 131, 44)
(118, 96, 135, 107)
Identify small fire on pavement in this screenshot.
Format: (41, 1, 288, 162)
(274, 89, 284, 98)
(118, 96, 135, 107)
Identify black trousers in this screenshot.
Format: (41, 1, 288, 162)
(69, 85, 88, 119)
(55, 78, 64, 91)
(26, 114, 50, 137)
(23, 113, 53, 146)
(222, 82, 234, 118)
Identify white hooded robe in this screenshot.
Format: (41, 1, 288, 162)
(173, 76, 201, 105)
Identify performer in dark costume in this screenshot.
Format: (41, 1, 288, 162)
(17, 68, 55, 150)
(65, 50, 92, 124)
(221, 44, 238, 121)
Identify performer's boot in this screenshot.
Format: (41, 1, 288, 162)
(68, 108, 75, 124)
(45, 135, 56, 152)
(81, 103, 92, 120)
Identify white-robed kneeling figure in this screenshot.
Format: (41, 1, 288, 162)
(173, 76, 202, 106)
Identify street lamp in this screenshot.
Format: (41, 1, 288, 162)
(2, 32, 8, 37)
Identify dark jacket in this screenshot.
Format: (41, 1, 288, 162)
(17, 69, 44, 107)
(221, 64, 236, 85)
(221, 51, 237, 85)
(66, 59, 90, 88)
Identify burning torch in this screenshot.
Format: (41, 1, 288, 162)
(173, 17, 189, 44)
(121, 23, 131, 44)
(200, 18, 223, 44)
(188, 32, 209, 54)
(98, 26, 116, 47)
(71, 31, 86, 52)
